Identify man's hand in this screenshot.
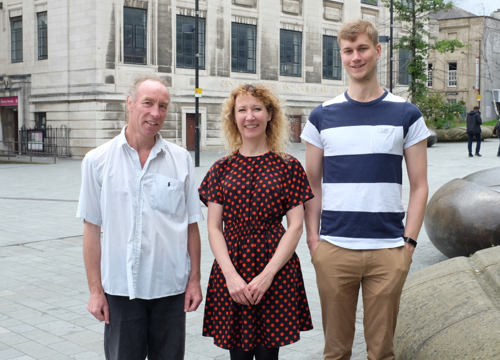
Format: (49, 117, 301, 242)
(307, 234, 320, 256)
(87, 291, 109, 324)
(404, 241, 415, 257)
(184, 278, 203, 312)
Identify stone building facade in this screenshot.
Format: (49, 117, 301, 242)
(428, 7, 500, 121)
(0, 0, 407, 157)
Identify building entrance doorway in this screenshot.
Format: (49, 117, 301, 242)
(289, 115, 302, 143)
(186, 113, 196, 151)
(0, 106, 19, 152)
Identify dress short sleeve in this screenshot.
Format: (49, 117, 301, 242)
(199, 158, 227, 206)
(283, 156, 314, 212)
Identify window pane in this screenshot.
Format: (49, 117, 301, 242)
(427, 63, 433, 87)
(280, 29, 302, 77)
(11, 16, 23, 63)
(323, 35, 341, 80)
(361, 0, 378, 4)
(448, 63, 457, 87)
(231, 23, 256, 73)
(176, 15, 206, 70)
(37, 12, 48, 60)
(399, 49, 411, 85)
(123, 7, 146, 65)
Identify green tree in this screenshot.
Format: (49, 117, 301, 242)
(383, 0, 466, 104)
(418, 93, 466, 129)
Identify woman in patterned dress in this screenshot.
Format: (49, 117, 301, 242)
(199, 83, 314, 360)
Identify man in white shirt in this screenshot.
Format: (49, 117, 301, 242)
(77, 75, 204, 360)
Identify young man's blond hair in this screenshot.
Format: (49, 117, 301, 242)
(337, 19, 379, 47)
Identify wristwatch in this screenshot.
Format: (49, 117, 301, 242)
(403, 236, 417, 248)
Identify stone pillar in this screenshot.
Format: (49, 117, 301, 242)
(259, 0, 280, 81)
(158, 0, 173, 75)
(304, 0, 323, 84)
(206, 0, 231, 78)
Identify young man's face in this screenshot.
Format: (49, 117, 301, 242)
(339, 32, 381, 83)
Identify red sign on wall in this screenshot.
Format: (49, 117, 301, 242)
(0, 97, 18, 106)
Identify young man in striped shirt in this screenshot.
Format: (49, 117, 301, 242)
(301, 19, 429, 360)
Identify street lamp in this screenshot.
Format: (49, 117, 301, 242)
(181, 0, 201, 167)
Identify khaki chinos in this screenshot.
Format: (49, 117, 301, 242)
(312, 241, 412, 360)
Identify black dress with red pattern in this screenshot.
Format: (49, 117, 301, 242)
(198, 151, 314, 350)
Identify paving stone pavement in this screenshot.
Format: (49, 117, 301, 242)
(1, 139, 499, 360)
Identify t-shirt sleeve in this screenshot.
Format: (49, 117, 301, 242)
(300, 106, 324, 149)
(184, 152, 205, 224)
(198, 160, 225, 206)
(404, 104, 430, 149)
(76, 154, 102, 226)
(283, 157, 314, 212)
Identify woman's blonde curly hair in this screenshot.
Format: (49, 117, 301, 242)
(220, 83, 290, 159)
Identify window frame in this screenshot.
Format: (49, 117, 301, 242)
(427, 63, 433, 87)
(176, 15, 206, 70)
(361, 0, 378, 5)
(448, 62, 457, 87)
(322, 35, 341, 80)
(37, 12, 48, 60)
(123, 7, 147, 65)
(11, 16, 23, 63)
(35, 112, 47, 129)
(231, 22, 257, 74)
(398, 48, 412, 86)
(280, 29, 302, 78)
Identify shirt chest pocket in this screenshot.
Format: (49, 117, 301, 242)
(370, 126, 397, 153)
(149, 174, 185, 216)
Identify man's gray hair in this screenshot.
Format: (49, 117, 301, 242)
(125, 75, 170, 122)
(128, 74, 170, 102)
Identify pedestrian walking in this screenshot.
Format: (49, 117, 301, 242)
(466, 106, 483, 157)
(493, 120, 500, 157)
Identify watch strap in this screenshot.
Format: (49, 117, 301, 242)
(403, 236, 417, 248)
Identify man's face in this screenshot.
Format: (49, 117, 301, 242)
(339, 33, 381, 83)
(126, 80, 170, 139)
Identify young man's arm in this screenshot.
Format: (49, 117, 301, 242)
(304, 142, 324, 255)
(403, 139, 429, 255)
(83, 221, 109, 323)
(184, 222, 203, 312)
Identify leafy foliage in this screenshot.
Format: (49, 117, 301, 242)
(382, 0, 467, 104)
(418, 93, 466, 129)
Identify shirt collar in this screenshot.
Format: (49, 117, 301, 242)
(116, 125, 166, 155)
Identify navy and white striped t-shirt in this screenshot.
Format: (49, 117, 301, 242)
(301, 90, 430, 250)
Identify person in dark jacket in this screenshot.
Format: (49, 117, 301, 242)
(493, 120, 500, 157)
(466, 106, 482, 157)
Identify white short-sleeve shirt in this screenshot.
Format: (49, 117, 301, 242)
(77, 126, 204, 299)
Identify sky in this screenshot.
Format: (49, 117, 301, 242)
(453, 0, 499, 15)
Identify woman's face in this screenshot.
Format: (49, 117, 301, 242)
(233, 94, 272, 143)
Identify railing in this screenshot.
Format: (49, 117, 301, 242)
(2, 125, 72, 163)
(18, 125, 71, 157)
(0, 140, 58, 164)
